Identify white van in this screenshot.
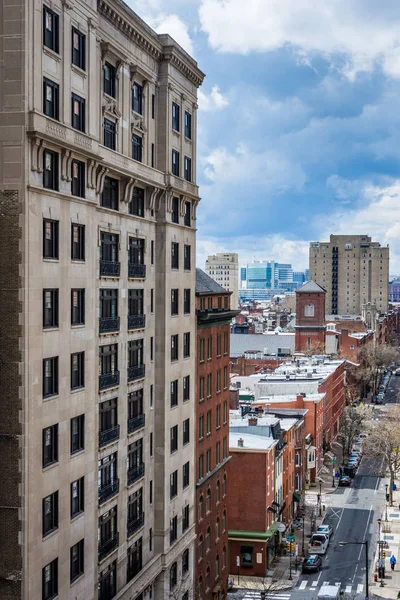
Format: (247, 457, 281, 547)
(317, 584, 340, 599)
(309, 534, 329, 555)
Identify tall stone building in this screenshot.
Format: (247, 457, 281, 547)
(205, 253, 239, 308)
(309, 235, 389, 316)
(0, 1, 204, 599)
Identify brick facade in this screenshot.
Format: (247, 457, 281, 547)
(295, 282, 326, 353)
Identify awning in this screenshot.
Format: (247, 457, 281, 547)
(293, 491, 301, 503)
(229, 522, 280, 541)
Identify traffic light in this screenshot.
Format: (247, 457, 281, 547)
(386, 494, 390, 502)
(382, 550, 386, 558)
(286, 542, 291, 551)
(290, 542, 295, 552)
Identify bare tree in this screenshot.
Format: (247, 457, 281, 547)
(357, 344, 399, 398)
(337, 405, 373, 462)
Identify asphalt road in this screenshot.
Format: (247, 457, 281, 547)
(383, 372, 400, 404)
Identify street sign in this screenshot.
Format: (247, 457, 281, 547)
(379, 558, 385, 568)
(286, 535, 295, 542)
(278, 523, 286, 533)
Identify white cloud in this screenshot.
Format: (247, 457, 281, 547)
(151, 14, 194, 55)
(198, 85, 229, 111)
(199, 0, 400, 78)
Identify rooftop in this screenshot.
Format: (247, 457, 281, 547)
(229, 431, 277, 451)
(196, 268, 230, 295)
(297, 280, 326, 293)
(230, 332, 295, 358)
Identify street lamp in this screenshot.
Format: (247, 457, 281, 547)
(302, 515, 305, 557)
(377, 518, 384, 588)
(385, 484, 389, 521)
(339, 540, 369, 600)
(318, 478, 323, 517)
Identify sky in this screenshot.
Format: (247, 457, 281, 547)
(127, 0, 400, 276)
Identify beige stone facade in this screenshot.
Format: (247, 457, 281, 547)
(205, 253, 239, 308)
(309, 235, 389, 316)
(0, 0, 204, 599)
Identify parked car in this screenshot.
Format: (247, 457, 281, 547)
(395, 368, 400, 376)
(302, 554, 322, 573)
(309, 534, 329, 555)
(349, 454, 361, 464)
(316, 524, 333, 540)
(359, 433, 368, 439)
(338, 475, 351, 487)
(376, 393, 384, 405)
(343, 465, 357, 478)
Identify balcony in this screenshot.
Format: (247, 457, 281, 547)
(127, 513, 145, 538)
(99, 425, 120, 448)
(99, 316, 120, 334)
(128, 413, 145, 434)
(127, 364, 145, 382)
(98, 532, 119, 562)
(98, 479, 120, 505)
(128, 314, 146, 330)
(100, 260, 120, 277)
(128, 263, 146, 279)
(127, 463, 145, 486)
(99, 371, 120, 391)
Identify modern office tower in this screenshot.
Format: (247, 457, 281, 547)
(0, 1, 204, 599)
(275, 263, 293, 287)
(245, 260, 275, 289)
(309, 235, 389, 315)
(195, 270, 238, 600)
(205, 253, 239, 308)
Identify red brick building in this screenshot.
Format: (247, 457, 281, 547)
(295, 281, 327, 352)
(195, 269, 238, 600)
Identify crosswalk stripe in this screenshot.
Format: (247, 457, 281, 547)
(335, 582, 341, 587)
(345, 585, 352, 593)
(312, 580, 319, 586)
(299, 580, 307, 590)
(357, 584, 364, 593)
(323, 581, 330, 585)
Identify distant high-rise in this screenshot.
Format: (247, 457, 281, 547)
(205, 253, 239, 307)
(309, 235, 389, 315)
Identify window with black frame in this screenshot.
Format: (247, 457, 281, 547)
(42, 559, 58, 600)
(43, 219, 59, 259)
(128, 339, 144, 381)
(98, 561, 116, 600)
(98, 507, 118, 559)
(71, 223, 85, 261)
(99, 344, 118, 377)
(127, 537, 143, 581)
(184, 201, 191, 226)
(71, 93, 85, 132)
(101, 177, 119, 211)
(43, 78, 59, 120)
(127, 489, 143, 536)
(104, 62, 116, 97)
(99, 398, 118, 441)
(184, 156, 192, 182)
(129, 186, 145, 217)
(104, 118, 116, 150)
(43, 289, 58, 328)
(43, 424, 58, 468)
(43, 150, 59, 190)
(72, 27, 85, 70)
(71, 289, 85, 325)
(172, 102, 180, 131)
(42, 491, 58, 536)
(43, 6, 59, 53)
(172, 149, 179, 176)
(70, 539, 84, 582)
(71, 160, 85, 198)
(71, 352, 84, 390)
(184, 111, 192, 139)
(132, 82, 143, 114)
(132, 134, 142, 162)
(100, 232, 120, 277)
(43, 356, 58, 397)
(171, 196, 179, 223)
(127, 438, 144, 485)
(128, 389, 144, 433)
(70, 477, 84, 518)
(98, 452, 118, 494)
(70, 414, 84, 454)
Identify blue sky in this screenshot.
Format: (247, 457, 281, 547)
(127, 0, 400, 275)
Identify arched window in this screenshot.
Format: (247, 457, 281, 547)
(206, 526, 211, 551)
(222, 509, 226, 532)
(304, 303, 314, 317)
(216, 516, 220, 540)
(215, 554, 219, 578)
(198, 577, 203, 599)
(216, 479, 220, 503)
(206, 488, 211, 513)
(199, 495, 204, 519)
(222, 546, 226, 570)
(206, 566, 211, 590)
(198, 535, 203, 561)
(223, 474, 227, 497)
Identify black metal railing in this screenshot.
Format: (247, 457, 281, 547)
(99, 316, 120, 333)
(98, 479, 120, 505)
(128, 263, 146, 279)
(128, 413, 145, 434)
(127, 364, 145, 382)
(127, 513, 145, 537)
(128, 314, 146, 330)
(127, 463, 145, 485)
(99, 371, 120, 390)
(98, 532, 119, 561)
(99, 425, 120, 448)
(100, 260, 120, 277)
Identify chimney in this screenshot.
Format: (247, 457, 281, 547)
(248, 417, 258, 426)
(237, 438, 244, 448)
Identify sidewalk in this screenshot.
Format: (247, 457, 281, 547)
(229, 554, 302, 592)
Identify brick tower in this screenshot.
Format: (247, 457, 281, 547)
(295, 281, 327, 352)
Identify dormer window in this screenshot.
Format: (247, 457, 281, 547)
(304, 303, 314, 317)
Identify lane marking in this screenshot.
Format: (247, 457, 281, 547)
(299, 581, 307, 590)
(357, 584, 364, 593)
(345, 585, 352, 593)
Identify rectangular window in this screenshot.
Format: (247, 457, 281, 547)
(43, 219, 59, 259)
(102, 176, 119, 210)
(184, 156, 192, 182)
(151, 289, 154, 313)
(206, 410, 212, 436)
(43, 491, 58, 536)
(104, 62, 116, 98)
(127, 537, 143, 581)
(217, 334, 222, 357)
(151, 143, 155, 168)
(183, 375, 190, 402)
(224, 332, 228, 355)
(183, 462, 189, 488)
(71, 289, 85, 325)
(43, 149, 59, 190)
(43, 289, 58, 329)
(184, 201, 191, 226)
(99, 398, 118, 437)
(128, 339, 144, 370)
(70, 414, 85, 454)
(208, 336, 212, 360)
(42, 558, 58, 600)
(152, 94, 155, 119)
(206, 449, 211, 472)
(42, 424, 58, 468)
(184, 245, 191, 270)
(170, 470, 178, 499)
(184, 289, 191, 314)
(72, 27, 85, 70)
(43, 357, 58, 398)
(172, 149, 180, 176)
(128, 289, 144, 318)
(172, 102, 180, 131)
(99, 452, 118, 493)
(129, 186, 145, 217)
(171, 289, 179, 316)
(171, 334, 179, 361)
(199, 376, 205, 402)
(104, 118, 116, 150)
(223, 436, 228, 458)
(216, 405, 221, 429)
(199, 454, 204, 479)
(71, 224, 85, 261)
(43, 6, 59, 53)
(183, 332, 190, 358)
(182, 505, 189, 532)
(71, 476, 84, 518)
(100, 231, 119, 264)
(223, 400, 228, 423)
(98, 561, 116, 600)
(171, 196, 179, 223)
(216, 441, 221, 464)
(170, 424, 178, 453)
(171, 242, 179, 269)
(151, 240, 154, 264)
(171, 379, 178, 407)
(43, 77, 59, 120)
(129, 236, 145, 266)
(70, 539, 84, 582)
(216, 369, 221, 393)
(224, 366, 228, 389)
(71, 352, 84, 390)
(132, 134, 142, 162)
(183, 418, 190, 445)
(132, 82, 143, 114)
(185, 111, 192, 139)
(71, 159, 85, 198)
(71, 93, 85, 132)
(199, 415, 204, 440)
(199, 338, 205, 362)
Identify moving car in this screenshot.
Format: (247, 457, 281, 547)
(338, 475, 351, 487)
(316, 524, 333, 540)
(302, 554, 322, 573)
(317, 585, 341, 599)
(309, 534, 329, 555)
